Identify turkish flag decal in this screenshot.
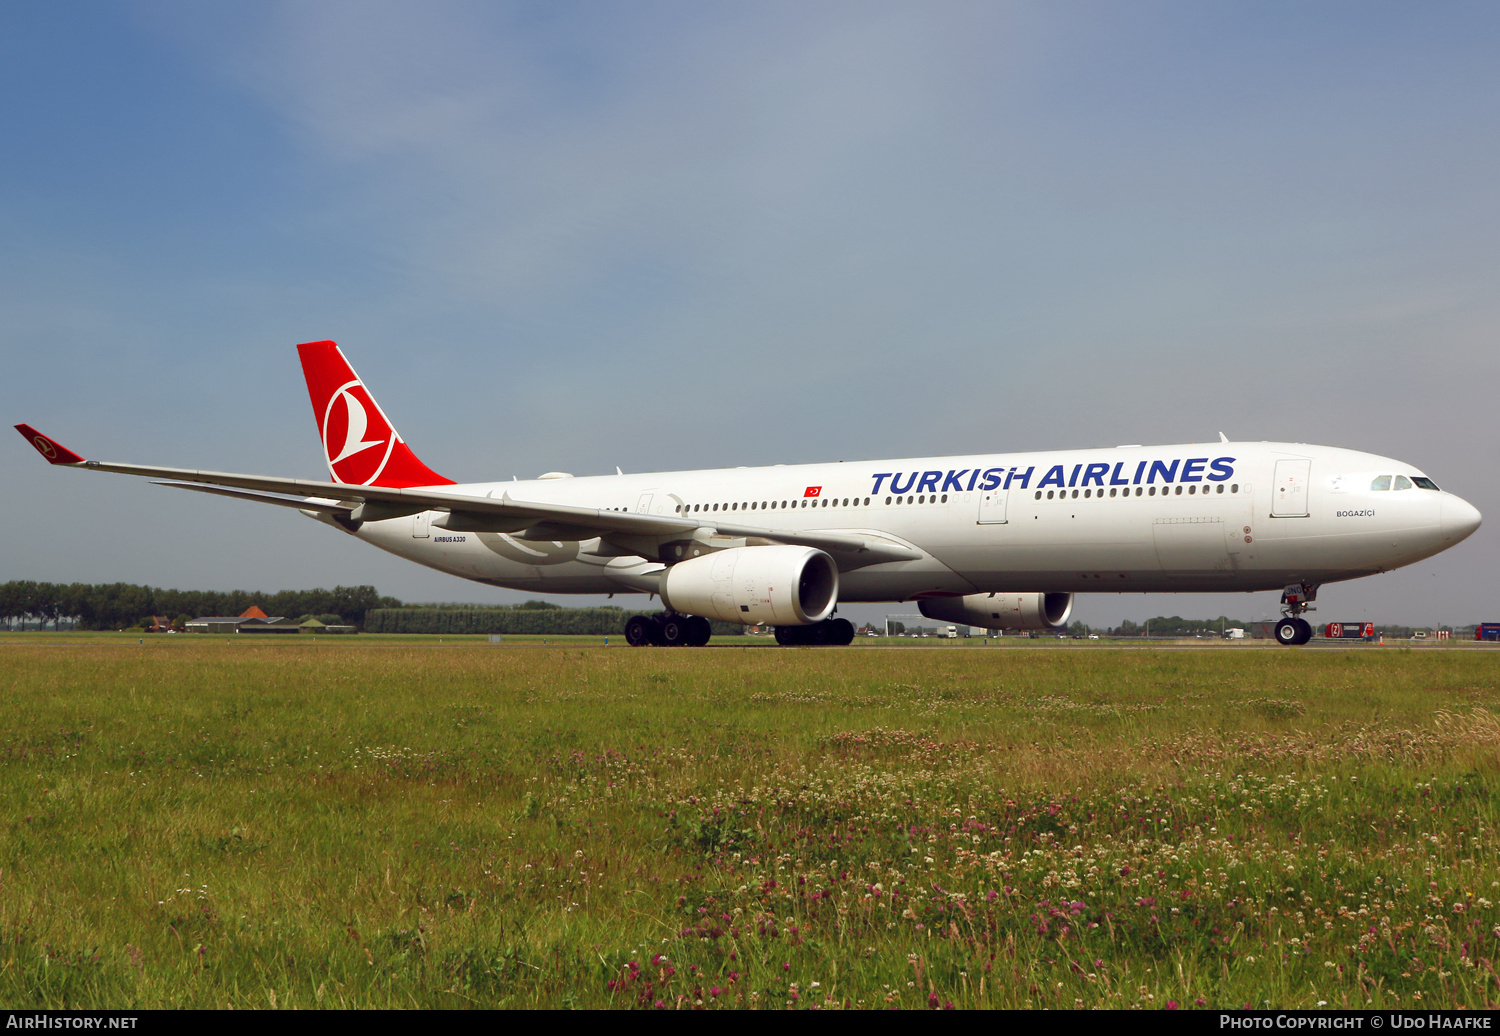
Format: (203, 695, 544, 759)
(804, 486, 822, 498)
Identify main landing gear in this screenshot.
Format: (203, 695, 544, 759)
(621, 613, 857, 647)
(1274, 583, 1318, 646)
(623, 612, 713, 647)
(774, 618, 855, 646)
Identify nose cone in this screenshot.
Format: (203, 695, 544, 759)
(1442, 494, 1482, 545)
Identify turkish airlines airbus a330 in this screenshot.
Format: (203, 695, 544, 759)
(17, 341, 1482, 646)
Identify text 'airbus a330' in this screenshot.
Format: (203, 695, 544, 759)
(17, 341, 1482, 646)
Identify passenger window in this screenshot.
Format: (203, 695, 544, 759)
(885, 496, 892, 505)
(1215, 484, 1223, 494)
(1149, 487, 1156, 496)
(1188, 485, 1195, 495)
(1046, 491, 1054, 500)
(1071, 490, 1079, 499)
(1394, 476, 1413, 490)
(1371, 475, 1391, 491)
(1231, 484, 1239, 494)
(941, 494, 948, 503)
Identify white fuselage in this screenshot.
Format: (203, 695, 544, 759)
(337, 441, 1480, 602)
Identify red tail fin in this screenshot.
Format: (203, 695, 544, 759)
(296, 341, 454, 487)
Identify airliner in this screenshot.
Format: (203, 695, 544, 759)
(16, 341, 1482, 647)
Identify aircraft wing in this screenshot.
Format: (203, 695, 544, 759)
(16, 424, 922, 565)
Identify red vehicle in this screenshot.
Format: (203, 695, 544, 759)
(1324, 622, 1375, 640)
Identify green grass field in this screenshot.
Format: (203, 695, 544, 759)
(2, 634, 1499, 1009)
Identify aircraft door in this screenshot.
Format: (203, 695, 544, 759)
(635, 489, 678, 516)
(1154, 517, 1231, 575)
(1271, 460, 1311, 517)
(977, 488, 1008, 524)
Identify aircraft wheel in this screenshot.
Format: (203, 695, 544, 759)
(774, 625, 804, 646)
(1292, 618, 1313, 645)
(687, 616, 713, 646)
(828, 618, 855, 645)
(624, 615, 655, 647)
(1274, 618, 1301, 646)
(659, 615, 688, 647)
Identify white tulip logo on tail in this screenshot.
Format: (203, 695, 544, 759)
(322, 380, 395, 485)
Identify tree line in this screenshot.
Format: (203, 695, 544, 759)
(0, 582, 399, 631)
(0, 585, 752, 636)
(364, 606, 745, 637)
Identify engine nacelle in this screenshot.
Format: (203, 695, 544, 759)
(660, 545, 838, 626)
(919, 592, 1073, 631)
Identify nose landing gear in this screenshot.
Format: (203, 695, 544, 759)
(1274, 617, 1312, 645)
(1274, 583, 1318, 646)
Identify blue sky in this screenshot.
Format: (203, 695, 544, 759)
(3, 1, 1497, 627)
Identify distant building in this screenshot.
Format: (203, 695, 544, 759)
(184, 606, 299, 634)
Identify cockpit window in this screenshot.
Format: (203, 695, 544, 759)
(1394, 475, 1413, 490)
(1412, 476, 1440, 491)
(1370, 475, 1391, 491)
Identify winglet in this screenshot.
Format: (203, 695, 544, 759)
(295, 340, 454, 488)
(14, 424, 86, 465)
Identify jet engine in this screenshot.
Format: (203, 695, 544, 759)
(660, 545, 838, 626)
(918, 592, 1073, 631)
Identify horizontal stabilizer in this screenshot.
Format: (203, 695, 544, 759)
(151, 481, 354, 516)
